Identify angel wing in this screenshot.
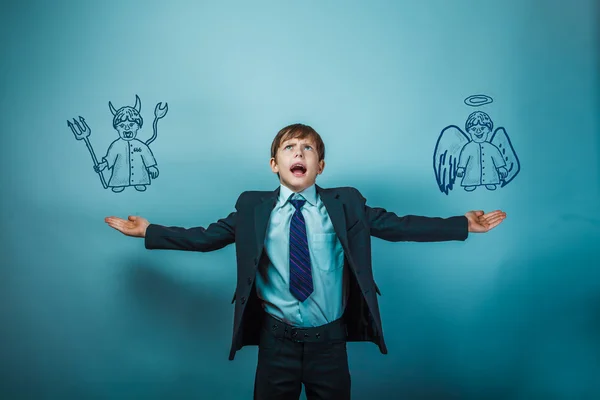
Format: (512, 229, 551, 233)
(433, 125, 470, 194)
(490, 127, 520, 187)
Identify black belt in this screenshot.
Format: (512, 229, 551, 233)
(263, 313, 347, 343)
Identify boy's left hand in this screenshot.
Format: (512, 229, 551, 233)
(465, 210, 506, 233)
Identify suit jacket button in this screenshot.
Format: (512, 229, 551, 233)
(254, 258, 258, 265)
(247, 277, 252, 285)
(241, 296, 246, 304)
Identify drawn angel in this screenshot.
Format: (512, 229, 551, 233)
(433, 111, 520, 194)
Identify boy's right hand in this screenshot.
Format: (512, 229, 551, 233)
(104, 215, 150, 237)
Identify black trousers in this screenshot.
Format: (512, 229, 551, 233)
(253, 313, 351, 400)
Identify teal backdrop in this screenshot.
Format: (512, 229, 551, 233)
(2, 0, 599, 398)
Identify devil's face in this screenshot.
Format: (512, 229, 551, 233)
(467, 123, 491, 143)
(116, 120, 140, 141)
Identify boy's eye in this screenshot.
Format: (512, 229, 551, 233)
(283, 144, 313, 150)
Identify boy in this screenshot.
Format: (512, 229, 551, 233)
(105, 123, 506, 399)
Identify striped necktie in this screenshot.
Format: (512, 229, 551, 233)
(288, 198, 313, 302)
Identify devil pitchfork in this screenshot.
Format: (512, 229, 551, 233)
(68, 116, 108, 189)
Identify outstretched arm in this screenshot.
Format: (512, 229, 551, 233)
(356, 189, 505, 241)
(104, 212, 236, 252)
(366, 205, 469, 242)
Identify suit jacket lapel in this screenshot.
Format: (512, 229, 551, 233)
(254, 187, 279, 258)
(316, 185, 348, 250)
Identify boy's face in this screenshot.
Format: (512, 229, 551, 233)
(270, 136, 325, 192)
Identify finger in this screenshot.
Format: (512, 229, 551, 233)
(107, 221, 124, 231)
(483, 209, 503, 216)
(105, 216, 125, 224)
(482, 210, 505, 219)
(128, 215, 137, 221)
(108, 219, 133, 232)
(481, 214, 505, 225)
(107, 219, 126, 229)
(486, 218, 504, 230)
(481, 215, 505, 229)
(474, 210, 484, 216)
(109, 223, 135, 236)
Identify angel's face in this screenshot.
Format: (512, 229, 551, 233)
(116, 119, 140, 141)
(467, 124, 491, 143)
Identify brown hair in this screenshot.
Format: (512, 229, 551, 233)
(270, 123, 325, 162)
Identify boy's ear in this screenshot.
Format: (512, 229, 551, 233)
(270, 157, 279, 173)
(317, 160, 325, 174)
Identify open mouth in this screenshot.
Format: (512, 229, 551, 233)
(290, 163, 307, 177)
(474, 133, 484, 139)
(123, 131, 134, 139)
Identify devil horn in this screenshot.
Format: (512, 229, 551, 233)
(109, 101, 117, 115)
(134, 95, 141, 113)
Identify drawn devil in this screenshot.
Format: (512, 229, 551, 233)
(94, 95, 167, 192)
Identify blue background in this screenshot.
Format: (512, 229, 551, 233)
(2, 0, 599, 398)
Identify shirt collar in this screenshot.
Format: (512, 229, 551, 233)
(278, 183, 317, 207)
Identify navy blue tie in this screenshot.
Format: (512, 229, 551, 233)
(289, 198, 313, 302)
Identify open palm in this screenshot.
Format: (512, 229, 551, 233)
(104, 215, 150, 237)
(465, 210, 506, 233)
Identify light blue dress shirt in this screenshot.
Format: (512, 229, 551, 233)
(255, 184, 347, 327)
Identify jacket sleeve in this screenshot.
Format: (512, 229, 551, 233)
(143, 195, 241, 252)
(355, 189, 468, 242)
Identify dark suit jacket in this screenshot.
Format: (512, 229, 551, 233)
(144, 185, 468, 360)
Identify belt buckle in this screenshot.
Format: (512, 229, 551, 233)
(290, 327, 316, 343)
(290, 328, 302, 342)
